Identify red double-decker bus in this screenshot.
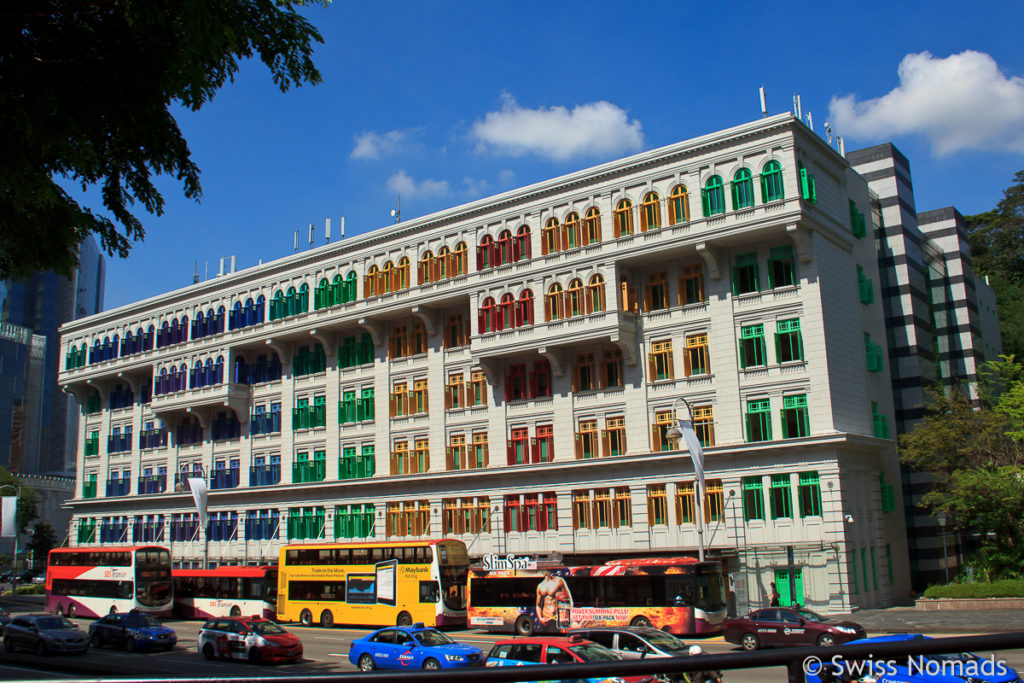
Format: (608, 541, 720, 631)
(172, 565, 277, 619)
(46, 545, 173, 618)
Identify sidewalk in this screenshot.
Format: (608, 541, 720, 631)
(829, 606, 1024, 634)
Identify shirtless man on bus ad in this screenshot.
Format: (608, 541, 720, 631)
(535, 570, 573, 630)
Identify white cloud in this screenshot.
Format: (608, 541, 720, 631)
(386, 170, 450, 198)
(498, 169, 516, 186)
(471, 93, 644, 161)
(828, 50, 1024, 156)
(351, 130, 409, 159)
(462, 177, 490, 197)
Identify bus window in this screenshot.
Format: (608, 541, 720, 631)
(419, 581, 439, 603)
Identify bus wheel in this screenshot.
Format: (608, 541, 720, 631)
(358, 654, 375, 671)
(299, 609, 312, 626)
(230, 606, 241, 617)
(320, 610, 334, 628)
(109, 605, 118, 615)
(396, 611, 412, 627)
(514, 615, 534, 637)
(740, 633, 760, 651)
(630, 615, 652, 628)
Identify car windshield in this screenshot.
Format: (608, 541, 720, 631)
(797, 609, 828, 622)
(250, 621, 287, 635)
(570, 643, 621, 661)
(929, 652, 978, 663)
(415, 629, 454, 646)
(124, 614, 161, 628)
(36, 617, 74, 630)
(644, 631, 689, 652)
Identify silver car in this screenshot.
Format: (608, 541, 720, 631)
(3, 613, 89, 655)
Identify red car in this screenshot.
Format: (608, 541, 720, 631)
(485, 635, 654, 683)
(723, 608, 865, 650)
(197, 616, 303, 664)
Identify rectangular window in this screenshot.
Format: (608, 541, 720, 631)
(470, 370, 487, 406)
(732, 252, 759, 295)
(649, 339, 674, 381)
(593, 489, 612, 528)
(508, 427, 529, 465)
(704, 479, 724, 523)
(652, 409, 674, 452)
(647, 484, 668, 526)
(572, 490, 592, 530)
(770, 473, 792, 519)
(543, 493, 558, 531)
(693, 405, 715, 448)
(358, 387, 374, 421)
(446, 372, 464, 410)
(745, 399, 772, 442)
(574, 353, 596, 392)
(603, 349, 623, 388)
(776, 318, 804, 363)
(391, 381, 408, 417)
(391, 440, 409, 475)
(339, 389, 356, 424)
(614, 487, 631, 527)
(447, 433, 466, 470)
(684, 333, 710, 376)
(865, 333, 884, 372)
(576, 419, 599, 459)
(857, 265, 874, 304)
(742, 477, 765, 521)
(739, 324, 767, 368)
(872, 401, 890, 438)
(675, 482, 694, 524)
(879, 472, 896, 513)
(679, 263, 705, 305)
(506, 363, 527, 401)
(798, 471, 822, 517)
(472, 432, 489, 469)
(412, 378, 428, 415)
(781, 394, 810, 438)
(535, 424, 554, 463)
(644, 271, 668, 311)
(605, 416, 626, 457)
(413, 438, 429, 473)
(768, 245, 795, 288)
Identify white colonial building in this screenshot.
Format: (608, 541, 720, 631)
(60, 113, 915, 614)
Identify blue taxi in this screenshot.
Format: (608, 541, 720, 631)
(348, 623, 484, 671)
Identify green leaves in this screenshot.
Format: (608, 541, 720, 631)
(0, 0, 325, 280)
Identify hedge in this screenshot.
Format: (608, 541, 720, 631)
(923, 579, 1024, 598)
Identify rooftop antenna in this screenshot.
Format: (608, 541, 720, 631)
(204, 260, 209, 281)
(390, 196, 401, 224)
(340, 215, 346, 239)
(759, 85, 767, 118)
(293, 229, 299, 254)
(838, 136, 846, 157)
(825, 121, 833, 145)
(193, 261, 199, 285)
(325, 218, 331, 244)
(805, 111, 813, 131)
(308, 223, 314, 249)
(793, 94, 802, 120)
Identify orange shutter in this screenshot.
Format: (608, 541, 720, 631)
(601, 430, 610, 458)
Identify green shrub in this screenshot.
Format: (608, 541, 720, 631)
(923, 579, 1024, 598)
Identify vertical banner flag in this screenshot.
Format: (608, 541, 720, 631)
(678, 418, 706, 495)
(0, 497, 16, 538)
(187, 478, 209, 530)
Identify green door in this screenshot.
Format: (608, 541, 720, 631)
(774, 568, 804, 607)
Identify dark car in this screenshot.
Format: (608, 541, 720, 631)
(3, 613, 89, 655)
(0, 607, 11, 635)
(723, 607, 865, 650)
(348, 623, 483, 671)
(88, 611, 177, 651)
(198, 616, 302, 664)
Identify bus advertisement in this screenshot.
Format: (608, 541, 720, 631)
(46, 545, 173, 618)
(467, 557, 726, 636)
(276, 539, 468, 628)
(172, 566, 278, 619)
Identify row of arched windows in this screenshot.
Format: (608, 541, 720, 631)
(365, 258, 411, 297)
(545, 275, 606, 321)
(194, 308, 227, 338)
(270, 285, 309, 320)
(701, 160, 784, 217)
(479, 290, 535, 334)
(228, 297, 266, 330)
(154, 366, 188, 396)
(314, 273, 358, 309)
(189, 357, 225, 389)
(478, 229, 531, 270)
(419, 243, 469, 284)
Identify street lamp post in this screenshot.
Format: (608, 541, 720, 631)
(665, 397, 705, 562)
(937, 511, 950, 583)
(0, 484, 21, 575)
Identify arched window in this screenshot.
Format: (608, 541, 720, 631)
(271, 291, 284, 320)
(761, 160, 784, 202)
(204, 358, 214, 387)
(215, 355, 224, 384)
(285, 286, 298, 317)
(330, 275, 342, 306)
(365, 266, 379, 298)
(256, 295, 266, 323)
(453, 242, 468, 276)
(545, 283, 564, 321)
(121, 330, 133, 357)
(497, 229, 513, 267)
(640, 192, 661, 232)
(191, 361, 202, 389)
(298, 283, 309, 314)
(146, 325, 155, 350)
(193, 311, 204, 339)
(499, 293, 515, 330)
(397, 257, 410, 290)
(479, 297, 496, 334)
(419, 250, 433, 285)
(134, 328, 144, 353)
(732, 168, 754, 209)
(587, 274, 606, 313)
(517, 289, 535, 326)
(668, 185, 690, 225)
(543, 218, 560, 255)
(477, 235, 494, 270)
(567, 279, 584, 317)
(584, 207, 602, 245)
(159, 321, 169, 349)
(703, 175, 726, 216)
(515, 225, 531, 261)
(315, 278, 330, 309)
(437, 246, 450, 280)
(382, 261, 395, 293)
(614, 199, 634, 238)
(231, 301, 243, 330)
(157, 367, 168, 395)
(234, 354, 248, 384)
(111, 334, 119, 359)
(244, 298, 255, 326)
(345, 271, 357, 303)
(179, 317, 188, 344)
(169, 364, 179, 392)
(564, 212, 581, 250)
(216, 306, 225, 333)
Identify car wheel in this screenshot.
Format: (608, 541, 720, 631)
(68, 605, 76, 618)
(55, 604, 64, 617)
(202, 643, 215, 660)
(817, 634, 836, 647)
(90, 632, 102, 648)
(630, 615, 652, 628)
(300, 609, 312, 627)
(358, 653, 376, 671)
(396, 611, 412, 627)
(109, 605, 117, 615)
(320, 610, 334, 628)
(248, 647, 262, 664)
(35, 641, 47, 656)
(740, 632, 760, 651)
(514, 615, 535, 637)
(125, 637, 136, 652)
(422, 658, 441, 670)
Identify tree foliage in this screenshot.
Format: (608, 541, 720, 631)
(0, 467, 39, 534)
(0, 0, 325, 281)
(27, 522, 58, 569)
(967, 170, 1024, 358)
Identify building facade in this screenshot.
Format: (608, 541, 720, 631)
(60, 114, 913, 614)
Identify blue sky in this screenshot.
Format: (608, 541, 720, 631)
(93, 0, 1024, 310)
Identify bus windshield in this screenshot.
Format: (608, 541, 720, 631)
(440, 564, 467, 611)
(696, 566, 726, 612)
(134, 548, 172, 608)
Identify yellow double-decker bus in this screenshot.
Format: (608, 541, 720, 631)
(276, 539, 469, 628)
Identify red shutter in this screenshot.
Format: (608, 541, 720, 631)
(530, 437, 539, 463)
(507, 440, 514, 465)
(504, 376, 512, 402)
(478, 310, 485, 334)
(476, 248, 484, 271)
